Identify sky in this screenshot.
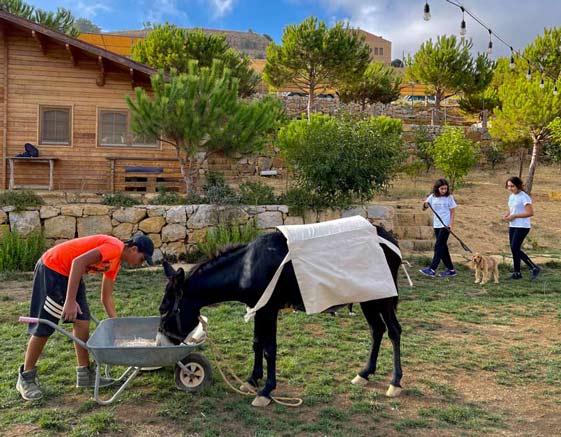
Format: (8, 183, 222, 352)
(33, 0, 561, 60)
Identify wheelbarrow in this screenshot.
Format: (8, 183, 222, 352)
(18, 316, 212, 405)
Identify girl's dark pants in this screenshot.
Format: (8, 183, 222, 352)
(430, 227, 454, 271)
(509, 227, 536, 272)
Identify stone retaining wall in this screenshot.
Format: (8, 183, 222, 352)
(0, 204, 396, 262)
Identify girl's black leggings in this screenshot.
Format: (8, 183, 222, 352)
(430, 227, 454, 271)
(509, 227, 536, 272)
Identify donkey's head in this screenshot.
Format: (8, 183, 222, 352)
(158, 261, 200, 345)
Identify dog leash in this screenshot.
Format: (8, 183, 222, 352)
(426, 202, 473, 253)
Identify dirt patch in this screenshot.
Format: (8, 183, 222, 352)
(0, 280, 33, 301)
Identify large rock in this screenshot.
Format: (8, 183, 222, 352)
(163, 241, 187, 256)
(138, 216, 166, 234)
(77, 216, 112, 237)
(188, 229, 207, 244)
(0, 224, 10, 238)
(112, 223, 134, 240)
(9, 210, 41, 236)
(162, 224, 187, 243)
(366, 205, 395, 220)
(317, 209, 341, 222)
(39, 206, 59, 219)
(113, 207, 147, 224)
(83, 205, 112, 216)
(0, 209, 7, 224)
(283, 216, 304, 225)
(342, 207, 366, 218)
(44, 216, 76, 239)
(148, 233, 162, 248)
(61, 205, 83, 217)
(146, 206, 166, 217)
(256, 211, 283, 229)
(187, 205, 218, 229)
(166, 206, 188, 224)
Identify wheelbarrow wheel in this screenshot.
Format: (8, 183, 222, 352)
(175, 353, 212, 392)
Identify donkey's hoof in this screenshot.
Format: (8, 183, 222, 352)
(351, 375, 368, 386)
(386, 384, 402, 397)
(252, 396, 272, 407)
(239, 382, 257, 394)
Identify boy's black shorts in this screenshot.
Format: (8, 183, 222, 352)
(28, 260, 90, 337)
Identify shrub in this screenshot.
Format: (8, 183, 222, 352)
(431, 126, 479, 190)
(277, 113, 405, 209)
(102, 192, 141, 207)
(482, 143, 506, 170)
(412, 125, 434, 173)
(203, 173, 239, 205)
(238, 181, 277, 205)
(0, 190, 44, 211)
(0, 230, 45, 271)
(196, 221, 260, 259)
(152, 185, 186, 205)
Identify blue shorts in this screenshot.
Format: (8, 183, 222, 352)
(28, 260, 90, 337)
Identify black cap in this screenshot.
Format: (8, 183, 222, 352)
(131, 235, 154, 266)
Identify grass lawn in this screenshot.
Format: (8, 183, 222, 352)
(1, 258, 560, 436)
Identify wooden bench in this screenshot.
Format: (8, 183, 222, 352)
(107, 157, 183, 193)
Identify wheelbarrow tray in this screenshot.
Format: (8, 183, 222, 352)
(88, 316, 198, 367)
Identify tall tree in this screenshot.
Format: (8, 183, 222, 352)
(127, 62, 284, 194)
(490, 28, 561, 194)
(0, 0, 78, 37)
(338, 62, 402, 111)
(131, 24, 260, 97)
(73, 17, 101, 33)
(406, 35, 493, 123)
(263, 16, 371, 119)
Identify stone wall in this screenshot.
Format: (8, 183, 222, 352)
(0, 203, 396, 262)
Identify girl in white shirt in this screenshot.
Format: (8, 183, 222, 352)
(503, 176, 540, 280)
(420, 178, 457, 277)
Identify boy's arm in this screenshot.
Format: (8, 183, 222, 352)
(62, 248, 102, 321)
(101, 275, 117, 318)
(449, 207, 455, 229)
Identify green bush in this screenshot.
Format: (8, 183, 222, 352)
(277, 113, 405, 209)
(238, 181, 277, 205)
(203, 173, 239, 205)
(102, 192, 141, 207)
(152, 185, 186, 205)
(413, 125, 434, 173)
(482, 144, 506, 169)
(431, 126, 479, 190)
(0, 190, 44, 211)
(197, 221, 260, 259)
(0, 230, 45, 271)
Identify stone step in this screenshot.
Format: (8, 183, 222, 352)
(399, 239, 434, 252)
(395, 212, 432, 226)
(394, 225, 434, 240)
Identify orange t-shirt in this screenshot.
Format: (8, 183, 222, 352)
(42, 235, 125, 281)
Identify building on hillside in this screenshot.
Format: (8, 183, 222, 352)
(80, 28, 271, 59)
(0, 10, 190, 192)
(355, 30, 391, 65)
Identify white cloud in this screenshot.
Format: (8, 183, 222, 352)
(208, 0, 236, 18)
(144, 0, 189, 24)
(300, 0, 561, 60)
(72, 1, 111, 18)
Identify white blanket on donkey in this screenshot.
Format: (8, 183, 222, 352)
(244, 216, 400, 321)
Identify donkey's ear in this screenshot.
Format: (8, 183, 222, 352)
(163, 261, 177, 278)
(176, 268, 185, 282)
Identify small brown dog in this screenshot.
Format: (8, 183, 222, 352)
(471, 253, 500, 285)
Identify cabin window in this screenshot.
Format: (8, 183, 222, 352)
(98, 110, 157, 147)
(374, 47, 379, 55)
(40, 106, 71, 145)
(380, 47, 384, 56)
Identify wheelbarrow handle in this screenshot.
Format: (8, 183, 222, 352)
(18, 316, 88, 350)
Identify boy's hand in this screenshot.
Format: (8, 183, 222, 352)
(62, 300, 82, 321)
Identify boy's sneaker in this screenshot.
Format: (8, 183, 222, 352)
(439, 269, 457, 277)
(419, 268, 436, 277)
(76, 364, 115, 388)
(531, 266, 541, 281)
(507, 272, 522, 280)
(16, 365, 43, 401)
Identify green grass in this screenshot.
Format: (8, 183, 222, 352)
(1, 259, 560, 435)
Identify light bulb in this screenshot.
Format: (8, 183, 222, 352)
(526, 67, 531, 80)
(509, 56, 515, 69)
(460, 20, 466, 36)
(424, 2, 431, 21)
(487, 40, 493, 55)
(554, 86, 558, 96)
(540, 78, 545, 89)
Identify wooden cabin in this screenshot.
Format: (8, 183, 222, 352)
(0, 10, 185, 193)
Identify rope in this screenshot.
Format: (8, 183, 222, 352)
(401, 261, 414, 287)
(197, 316, 303, 407)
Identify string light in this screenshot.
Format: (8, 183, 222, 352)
(459, 6, 466, 36)
(554, 85, 558, 96)
(487, 29, 493, 55)
(526, 64, 532, 80)
(540, 77, 545, 89)
(509, 47, 515, 69)
(424, 1, 431, 21)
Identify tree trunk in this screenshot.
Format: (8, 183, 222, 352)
(307, 80, 315, 121)
(525, 138, 541, 195)
(434, 90, 443, 125)
(517, 147, 525, 179)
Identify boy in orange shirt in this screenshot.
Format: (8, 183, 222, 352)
(16, 234, 154, 401)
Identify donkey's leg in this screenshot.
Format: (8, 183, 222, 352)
(352, 302, 386, 386)
(252, 311, 278, 406)
(382, 303, 403, 397)
(245, 329, 264, 390)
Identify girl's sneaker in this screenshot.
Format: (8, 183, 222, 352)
(419, 268, 436, 277)
(530, 266, 541, 281)
(439, 269, 457, 277)
(507, 272, 522, 280)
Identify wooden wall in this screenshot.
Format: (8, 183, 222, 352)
(0, 27, 181, 191)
